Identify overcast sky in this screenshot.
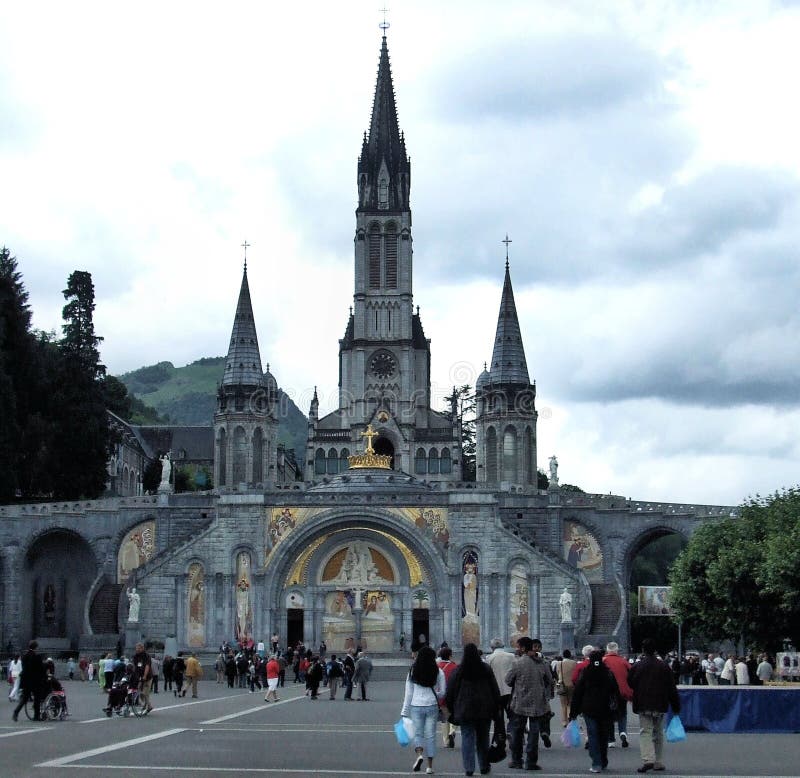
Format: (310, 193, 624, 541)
(2, 0, 799, 506)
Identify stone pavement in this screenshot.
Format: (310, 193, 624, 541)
(1, 678, 798, 777)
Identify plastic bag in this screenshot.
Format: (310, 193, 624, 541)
(394, 718, 410, 746)
(560, 719, 581, 747)
(665, 714, 686, 743)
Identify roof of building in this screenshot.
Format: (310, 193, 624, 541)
(221, 266, 266, 389)
(308, 466, 432, 493)
(488, 262, 530, 385)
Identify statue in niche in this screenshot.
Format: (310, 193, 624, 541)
(559, 587, 572, 623)
(127, 587, 141, 623)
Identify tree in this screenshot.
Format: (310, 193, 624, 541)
(537, 469, 549, 490)
(49, 271, 111, 499)
(669, 490, 800, 651)
(446, 385, 475, 481)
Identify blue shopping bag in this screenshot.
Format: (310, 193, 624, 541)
(394, 718, 410, 746)
(560, 719, 581, 747)
(665, 714, 686, 743)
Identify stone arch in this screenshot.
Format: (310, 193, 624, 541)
(619, 523, 692, 588)
(314, 447, 326, 475)
(22, 527, 97, 646)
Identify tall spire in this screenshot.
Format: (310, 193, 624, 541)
(357, 34, 410, 211)
(221, 265, 266, 388)
(489, 261, 530, 384)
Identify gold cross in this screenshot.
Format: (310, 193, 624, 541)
(360, 423, 379, 454)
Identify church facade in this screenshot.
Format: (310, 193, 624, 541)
(0, 36, 734, 657)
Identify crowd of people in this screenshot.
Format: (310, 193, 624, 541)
(401, 636, 683, 776)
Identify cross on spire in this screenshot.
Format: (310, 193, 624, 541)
(502, 234, 512, 267)
(241, 240, 251, 270)
(379, 6, 390, 34)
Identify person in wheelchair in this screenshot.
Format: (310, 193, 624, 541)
(41, 672, 68, 719)
(104, 661, 137, 716)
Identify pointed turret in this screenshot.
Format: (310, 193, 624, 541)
(309, 386, 319, 422)
(221, 266, 266, 389)
(489, 261, 530, 385)
(357, 35, 411, 211)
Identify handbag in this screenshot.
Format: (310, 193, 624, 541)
(488, 735, 506, 763)
(665, 714, 686, 742)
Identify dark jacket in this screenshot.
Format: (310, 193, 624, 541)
(570, 663, 620, 721)
(445, 664, 501, 724)
(505, 653, 553, 717)
(628, 655, 680, 714)
(20, 649, 46, 691)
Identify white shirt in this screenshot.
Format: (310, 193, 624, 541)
(735, 661, 749, 685)
(486, 648, 515, 696)
(401, 669, 446, 714)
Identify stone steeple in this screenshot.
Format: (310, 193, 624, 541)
(357, 35, 410, 212)
(221, 265, 265, 389)
(489, 261, 530, 385)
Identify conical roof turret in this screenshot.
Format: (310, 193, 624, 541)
(221, 266, 266, 388)
(357, 35, 410, 211)
(489, 261, 530, 384)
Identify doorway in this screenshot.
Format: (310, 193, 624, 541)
(412, 608, 429, 648)
(286, 608, 304, 647)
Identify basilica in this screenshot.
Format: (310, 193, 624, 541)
(0, 35, 732, 657)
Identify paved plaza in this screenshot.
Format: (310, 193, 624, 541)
(0, 679, 798, 777)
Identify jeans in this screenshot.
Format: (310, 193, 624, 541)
(584, 715, 610, 770)
(460, 719, 491, 774)
(343, 675, 353, 699)
(638, 712, 665, 765)
(508, 711, 539, 767)
(610, 701, 628, 740)
(410, 704, 439, 758)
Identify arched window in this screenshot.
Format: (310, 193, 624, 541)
(232, 426, 247, 484)
(415, 447, 427, 475)
(428, 448, 440, 475)
(385, 223, 398, 288)
(339, 448, 350, 471)
(379, 177, 388, 208)
(217, 428, 227, 486)
(524, 426, 534, 484)
(486, 426, 497, 482)
(314, 448, 326, 475)
(503, 427, 517, 482)
(252, 428, 263, 484)
(440, 447, 452, 474)
(368, 224, 381, 288)
(327, 448, 339, 475)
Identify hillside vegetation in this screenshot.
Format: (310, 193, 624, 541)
(118, 357, 308, 458)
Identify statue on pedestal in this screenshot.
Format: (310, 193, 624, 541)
(127, 587, 141, 623)
(559, 587, 572, 623)
(549, 455, 559, 486)
(159, 453, 172, 490)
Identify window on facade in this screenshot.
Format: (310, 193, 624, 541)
(327, 448, 339, 475)
(217, 429, 227, 486)
(339, 449, 350, 472)
(524, 427, 534, 484)
(232, 426, 247, 484)
(486, 427, 497, 482)
(440, 447, 452, 474)
(385, 223, 398, 288)
(503, 428, 517, 482)
(428, 448, 440, 474)
(314, 448, 326, 475)
(252, 428, 263, 484)
(369, 225, 381, 288)
(378, 177, 388, 208)
(415, 447, 427, 475)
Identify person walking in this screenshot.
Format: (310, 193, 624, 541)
(628, 638, 681, 773)
(132, 642, 154, 713)
(401, 645, 446, 775)
(504, 636, 553, 771)
(437, 646, 460, 748)
(8, 654, 22, 702)
(603, 642, 633, 748)
(103, 652, 116, 691)
(569, 649, 620, 774)
(215, 652, 225, 684)
(306, 656, 324, 700)
(486, 638, 515, 735)
(173, 652, 186, 697)
(444, 642, 501, 777)
(555, 649, 577, 727)
(150, 654, 161, 694)
(264, 654, 281, 702)
(184, 652, 203, 698)
(342, 648, 356, 700)
(13, 641, 46, 722)
(162, 655, 174, 693)
(326, 654, 343, 700)
(353, 651, 373, 701)
(719, 654, 735, 686)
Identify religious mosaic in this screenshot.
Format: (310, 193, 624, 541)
(117, 520, 156, 583)
(461, 549, 480, 646)
(509, 563, 529, 648)
(563, 520, 604, 583)
(322, 590, 357, 652)
(234, 551, 253, 647)
(187, 563, 205, 647)
(320, 540, 395, 586)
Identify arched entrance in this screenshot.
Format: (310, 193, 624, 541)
(373, 436, 395, 469)
(23, 530, 97, 646)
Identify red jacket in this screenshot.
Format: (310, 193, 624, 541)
(571, 658, 589, 685)
(603, 653, 633, 701)
(266, 659, 280, 679)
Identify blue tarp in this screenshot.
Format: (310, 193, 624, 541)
(679, 687, 800, 733)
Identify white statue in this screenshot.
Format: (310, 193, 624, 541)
(159, 453, 172, 486)
(127, 587, 141, 623)
(549, 455, 559, 486)
(559, 587, 572, 623)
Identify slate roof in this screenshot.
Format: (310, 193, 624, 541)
(221, 266, 266, 388)
(489, 262, 530, 385)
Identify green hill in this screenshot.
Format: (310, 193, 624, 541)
(118, 357, 308, 459)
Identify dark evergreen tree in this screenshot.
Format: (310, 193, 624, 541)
(50, 271, 111, 499)
(446, 385, 476, 481)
